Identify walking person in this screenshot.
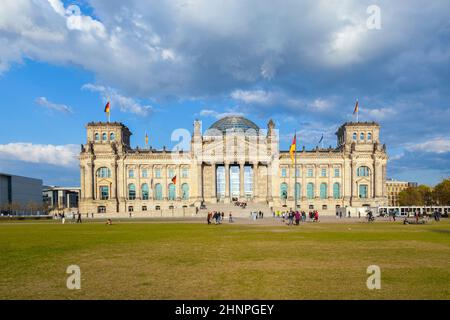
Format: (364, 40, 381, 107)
(229, 212, 233, 223)
(207, 212, 212, 225)
(61, 213, 65, 224)
(77, 211, 82, 223)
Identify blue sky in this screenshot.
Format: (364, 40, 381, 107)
(0, 0, 449, 187)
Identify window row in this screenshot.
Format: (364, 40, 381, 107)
(95, 167, 189, 179)
(279, 182, 342, 200)
(94, 132, 115, 142)
(352, 132, 372, 141)
(281, 167, 341, 178)
(128, 183, 190, 200)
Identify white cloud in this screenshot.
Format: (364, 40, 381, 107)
(0, 143, 78, 167)
(230, 89, 273, 105)
(363, 107, 397, 120)
(406, 138, 450, 154)
(199, 109, 244, 119)
(82, 83, 153, 117)
(35, 96, 73, 114)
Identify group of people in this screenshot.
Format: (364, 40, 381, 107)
(54, 211, 83, 224)
(207, 211, 233, 224)
(234, 201, 247, 209)
(273, 210, 319, 225)
(250, 211, 264, 220)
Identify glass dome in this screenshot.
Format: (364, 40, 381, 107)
(205, 116, 260, 135)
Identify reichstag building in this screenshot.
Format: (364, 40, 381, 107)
(79, 116, 388, 215)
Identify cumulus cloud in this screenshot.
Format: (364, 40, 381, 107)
(199, 109, 245, 119)
(35, 96, 73, 114)
(0, 143, 79, 167)
(406, 138, 450, 154)
(82, 83, 153, 117)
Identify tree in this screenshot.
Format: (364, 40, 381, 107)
(398, 185, 433, 206)
(433, 178, 450, 205)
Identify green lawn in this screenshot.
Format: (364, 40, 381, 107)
(0, 219, 449, 299)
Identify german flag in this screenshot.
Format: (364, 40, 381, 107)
(289, 134, 296, 164)
(104, 101, 110, 113)
(171, 175, 177, 184)
(353, 99, 359, 114)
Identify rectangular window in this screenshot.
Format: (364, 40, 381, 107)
(100, 186, 109, 200)
(321, 168, 327, 177)
(307, 168, 313, 177)
(295, 167, 301, 177)
(168, 169, 175, 178)
(128, 169, 134, 178)
(281, 168, 287, 177)
(182, 168, 189, 178)
(334, 168, 340, 177)
(155, 169, 161, 178)
(359, 185, 368, 198)
(142, 169, 148, 178)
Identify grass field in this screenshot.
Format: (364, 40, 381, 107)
(0, 219, 449, 300)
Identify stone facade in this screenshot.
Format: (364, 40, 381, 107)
(79, 117, 388, 215)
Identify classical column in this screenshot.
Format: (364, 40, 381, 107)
(197, 163, 203, 201)
(177, 165, 181, 201)
(267, 164, 273, 201)
(92, 164, 97, 200)
(253, 162, 258, 200)
(328, 164, 333, 198)
(80, 165, 85, 200)
(225, 162, 230, 201)
(164, 165, 168, 200)
(136, 165, 141, 200)
(239, 163, 245, 199)
(288, 164, 294, 200)
(150, 164, 154, 200)
(211, 163, 216, 201)
(111, 162, 117, 199)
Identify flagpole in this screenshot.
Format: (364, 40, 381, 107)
(294, 130, 298, 211)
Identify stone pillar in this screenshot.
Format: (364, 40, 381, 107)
(225, 162, 230, 201)
(177, 165, 181, 201)
(328, 164, 333, 198)
(111, 162, 117, 199)
(288, 164, 294, 200)
(136, 165, 141, 200)
(253, 162, 258, 200)
(239, 163, 245, 199)
(164, 165, 168, 200)
(80, 165, 85, 200)
(150, 164, 154, 200)
(267, 164, 273, 201)
(301, 165, 306, 201)
(197, 163, 203, 201)
(211, 163, 216, 201)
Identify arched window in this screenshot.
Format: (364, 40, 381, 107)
(280, 183, 288, 199)
(295, 183, 301, 200)
(110, 133, 115, 141)
(154, 184, 162, 200)
(360, 133, 365, 141)
(141, 183, 149, 200)
(128, 184, 136, 200)
(94, 133, 100, 141)
(96, 167, 111, 178)
(307, 183, 314, 199)
(352, 133, 357, 140)
(357, 166, 370, 177)
(333, 183, 341, 199)
(168, 183, 176, 200)
(181, 183, 189, 200)
(367, 132, 372, 141)
(102, 133, 107, 141)
(320, 183, 327, 199)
